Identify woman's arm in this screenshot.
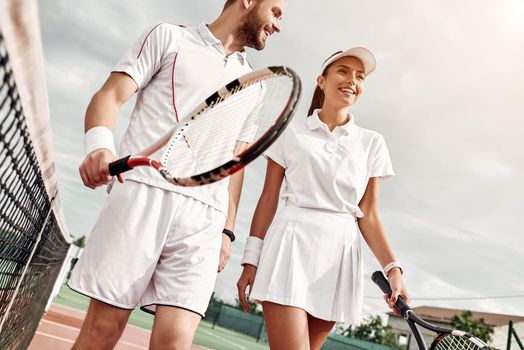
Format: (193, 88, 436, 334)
(358, 177, 410, 308)
(237, 158, 285, 311)
(248, 158, 285, 240)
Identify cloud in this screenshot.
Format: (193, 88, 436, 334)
(39, 0, 524, 318)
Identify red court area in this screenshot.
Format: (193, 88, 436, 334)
(28, 304, 206, 350)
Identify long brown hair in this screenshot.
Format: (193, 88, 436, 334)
(307, 85, 325, 117)
(308, 51, 345, 116)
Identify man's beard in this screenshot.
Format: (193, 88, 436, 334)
(236, 6, 266, 50)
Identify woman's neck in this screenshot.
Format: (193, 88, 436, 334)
(318, 105, 350, 132)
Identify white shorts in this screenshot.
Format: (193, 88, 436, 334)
(69, 180, 226, 317)
(249, 205, 363, 325)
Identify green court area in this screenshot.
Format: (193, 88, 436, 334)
(53, 283, 269, 350)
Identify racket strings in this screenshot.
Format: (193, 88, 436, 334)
(434, 335, 484, 350)
(162, 74, 293, 178)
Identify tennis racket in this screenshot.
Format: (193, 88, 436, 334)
(372, 271, 491, 350)
(108, 66, 301, 186)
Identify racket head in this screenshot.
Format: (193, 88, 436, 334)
(430, 331, 491, 350)
(156, 66, 301, 186)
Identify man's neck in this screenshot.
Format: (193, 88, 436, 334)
(208, 15, 245, 55)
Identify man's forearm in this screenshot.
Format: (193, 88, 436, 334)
(84, 90, 122, 132)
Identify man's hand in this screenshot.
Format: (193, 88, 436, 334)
(217, 234, 232, 272)
(79, 149, 120, 189)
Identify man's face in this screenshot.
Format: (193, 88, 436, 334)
(237, 0, 285, 50)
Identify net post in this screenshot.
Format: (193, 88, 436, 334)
(256, 318, 264, 342)
(45, 237, 78, 311)
(508, 321, 514, 350)
(212, 302, 222, 329)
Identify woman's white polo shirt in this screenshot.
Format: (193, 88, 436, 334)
(265, 109, 394, 217)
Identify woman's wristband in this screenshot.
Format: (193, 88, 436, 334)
(241, 236, 264, 267)
(222, 228, 235, 242)
(84, 126, 117, 156)
(384, 261, 403, 277)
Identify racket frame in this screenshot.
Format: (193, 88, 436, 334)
(108, 66, 301, 186)
(371, 271, 491, 350)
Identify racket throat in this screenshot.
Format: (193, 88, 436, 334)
(409, 322, 429, 350)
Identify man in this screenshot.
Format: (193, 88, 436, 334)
(70, 1, 286, 349)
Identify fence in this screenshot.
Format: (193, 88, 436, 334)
(204, 301, 401, 350)
(205, 301, 267, 342)
(507, 321, 524, 350)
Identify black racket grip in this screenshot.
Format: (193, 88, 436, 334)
(108, 155, 132, 176)
(371, 271, 411, 317)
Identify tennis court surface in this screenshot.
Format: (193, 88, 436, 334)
(25, 283, 269, 350)
(28, 303, 163, 350)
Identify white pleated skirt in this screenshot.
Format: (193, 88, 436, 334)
(249, 205, 364, 325)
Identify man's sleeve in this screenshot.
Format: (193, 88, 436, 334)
(113, 23, 181, 90)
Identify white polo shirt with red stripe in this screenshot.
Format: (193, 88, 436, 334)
(113, 23, 253, 214)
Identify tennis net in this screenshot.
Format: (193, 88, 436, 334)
(0, 31, 70, 349)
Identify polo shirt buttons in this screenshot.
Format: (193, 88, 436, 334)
(325, 141, 338, 153)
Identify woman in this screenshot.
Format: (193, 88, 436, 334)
(236, 47, 410, 350)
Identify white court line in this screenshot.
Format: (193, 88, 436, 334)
(117, 340, 148, 350)
(202, 329, 246, 349)
(34, 332, 74, 344)
(48, 305, 150, 333)
(36, 322, 148, 349)
(41, 319, 150, 335)
(51, 304, 85, 313)
(41, 319, 79, 331)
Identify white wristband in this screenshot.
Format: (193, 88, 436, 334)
(84, 126, 117, 156)
(241, 236, 264, 267)
(384, 261, 403, 277)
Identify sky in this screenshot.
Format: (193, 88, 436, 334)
(38, 0, 524, 320)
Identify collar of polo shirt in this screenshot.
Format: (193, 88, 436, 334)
(197, 23, 247, 63)
(307, 109, 353, 136)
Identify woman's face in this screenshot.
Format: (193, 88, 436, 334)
(318, 56, 366, 108)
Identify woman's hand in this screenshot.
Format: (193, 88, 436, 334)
(236, 264, 257, 312)
(384, 268, 410, 314)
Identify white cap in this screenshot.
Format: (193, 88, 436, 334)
(321, 47, 376, 75)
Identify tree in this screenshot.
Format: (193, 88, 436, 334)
(451, 310, 494, 343)
(342, 315, 403, 349)
(72, 235, 86, 248)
